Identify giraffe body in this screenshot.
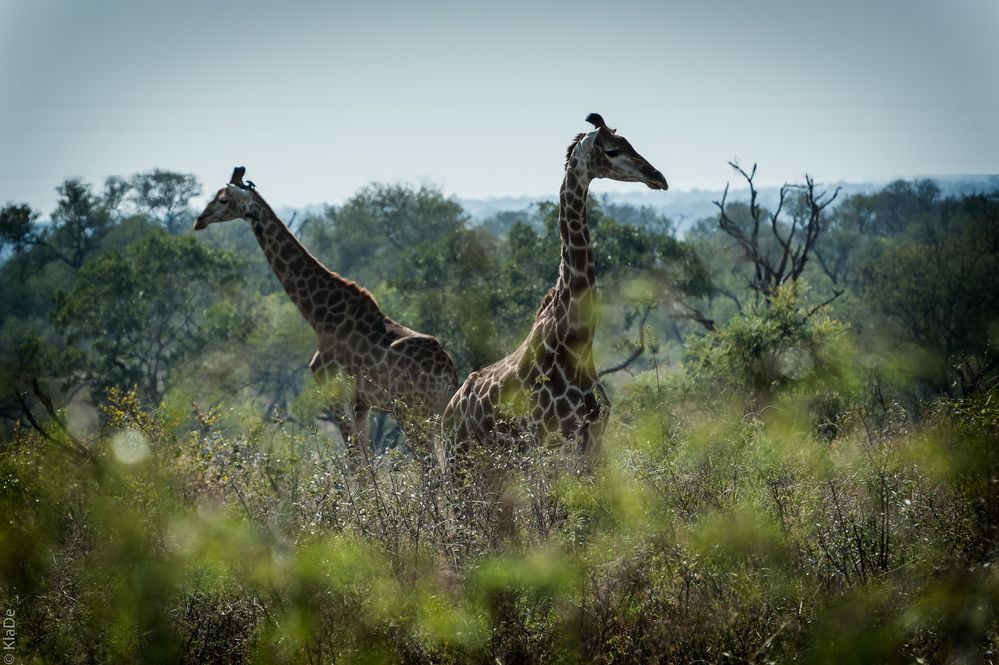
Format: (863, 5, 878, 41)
(195, 168, 459, 451)
(441, 115, 668, 466)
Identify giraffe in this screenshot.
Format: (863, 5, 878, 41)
(194, 167, 459, 454)
(440, 114, 668, 469)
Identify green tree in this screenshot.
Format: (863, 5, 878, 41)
(319, 183, 469, 287)
(53, 230, 244, 404)
(601, 199, 675, 235)
(0, 203, 38, 254)
(858, 197, 999, 394)
(0, 322, 78, 439)
(1, 177, 124, 271)
(863, 178, 940, 238)
(42, 179, 120, 269)
(129, 169, 202, 233)
(812, 179, 941, 288)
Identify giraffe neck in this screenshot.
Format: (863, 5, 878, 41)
(245, 199, 357, 334)
(554, 158, 596, 336)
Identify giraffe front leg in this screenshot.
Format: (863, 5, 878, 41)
(328, 401, 372, 460)
(574, 410, 608, 476)
(352, 402, 371, 460)
(310, 352, 366, 456)
(577, 383, 610, 458)
(328, 401, 356, 451)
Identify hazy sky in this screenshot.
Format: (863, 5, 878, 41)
(2, 0, 997, 214)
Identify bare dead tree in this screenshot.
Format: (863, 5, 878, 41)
(714, 162, 843, 309)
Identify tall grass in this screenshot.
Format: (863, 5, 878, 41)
(3, 366, 997, 663)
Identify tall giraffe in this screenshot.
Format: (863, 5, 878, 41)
(441, 114, 668, 467)
(194, 167, 459, 453)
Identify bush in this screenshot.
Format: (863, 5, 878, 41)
(3, 376, 998, 663)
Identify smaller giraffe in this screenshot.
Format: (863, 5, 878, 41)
(441, 114, 668, 470)
(194, 167, 459, 453)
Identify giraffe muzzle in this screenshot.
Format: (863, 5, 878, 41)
(647, 170, 669, 190)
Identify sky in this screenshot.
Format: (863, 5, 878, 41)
(1, 0, 997, 215)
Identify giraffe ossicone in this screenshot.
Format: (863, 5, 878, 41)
(194, 167, 459, 454)
(441, 114, 668, 469)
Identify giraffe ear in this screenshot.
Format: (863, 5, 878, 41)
(229, 166, 247, 187)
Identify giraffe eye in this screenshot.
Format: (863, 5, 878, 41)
(605, 149, 622, 158)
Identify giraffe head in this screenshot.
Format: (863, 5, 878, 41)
(566, 114, 668, 190)
(193, 167, 258, 230)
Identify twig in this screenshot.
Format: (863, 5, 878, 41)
(805, 289, 844, 319)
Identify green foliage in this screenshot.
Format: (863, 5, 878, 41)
(129, 169, 202, 233)
(684, 283, 851, 406)
(858, 199, 999, 393)
(45, 178, 118, 269)
(0, 202, 38, 252)
(52, 230, 244, 403)
(4, 373, 998, 662)
(810, 179, 943, 287)
(317, 183, 468, 287)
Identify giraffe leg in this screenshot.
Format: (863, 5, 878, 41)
(310, 351, 366, 455)
(352, 402, 371, 459)
(328, 402, 356, 451)
(576, 415, 606, 475)
(328, 400, 372, 460)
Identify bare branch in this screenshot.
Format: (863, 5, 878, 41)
(714, 285, 744, 312)
(13, 389, 90, 459)
(597, 346, 647, 379)
(599, 305, 658, 377)
(671, 301, 717, 332)
(813, 246, 841, 285)
(805, 289, 845, 319)
(714, 164, 838, 302)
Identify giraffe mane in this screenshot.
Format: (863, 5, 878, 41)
(535, 286, 557, 315)
(564, 133, 587, 168)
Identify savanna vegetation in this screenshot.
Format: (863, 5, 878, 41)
(1, 166, 998, 663)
